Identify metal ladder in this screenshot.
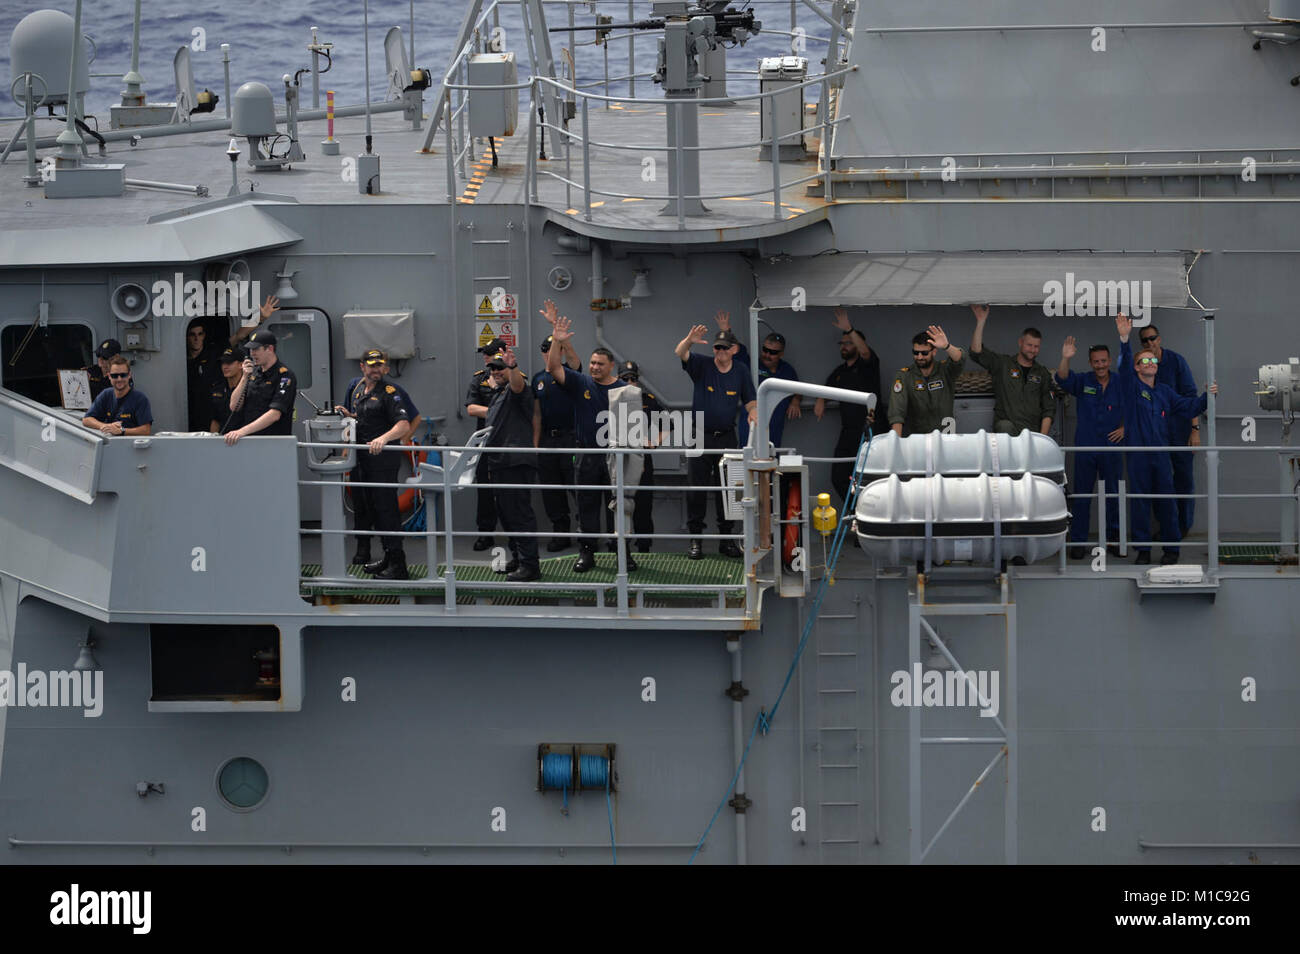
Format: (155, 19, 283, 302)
(813, 592, 864, 862)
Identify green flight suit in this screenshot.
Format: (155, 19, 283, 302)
(970, 347, 1055, 435)
(887, 357, 964, 436)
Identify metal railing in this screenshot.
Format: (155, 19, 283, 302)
(296, 440, 760, 618)
(435, 0, 855, 219)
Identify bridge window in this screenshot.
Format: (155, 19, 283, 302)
(1, 322, 94, 407)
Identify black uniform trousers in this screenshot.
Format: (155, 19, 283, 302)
(687, 428, 735, 535)
(633, 455, 655, 549)
(353, 451, 403, 555)
(475, 479, 500, 534)
(574, 451, 611, 552)
(538, 427, 575, 533)
(831, 428, 861, 508)
(490, 463, 540, 569)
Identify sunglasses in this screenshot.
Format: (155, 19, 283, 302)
(912, 349, 932, 356)
(761, 347, 783, 356)
(1137, 357, 1159, 366)
(1139, 336, 1158, 344)
(713, 344, 730, 351)
(109, 372, 129, 379)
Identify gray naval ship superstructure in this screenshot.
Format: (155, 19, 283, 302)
(2, 0, 1300, 864)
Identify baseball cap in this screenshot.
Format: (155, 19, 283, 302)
(362, 348, 387, 365)
(486, 351, 508, 369)
(478, 337, 507, 355)
(713, 329, 738, 347)
(95, 338, 122, 359)
(247, 330, 277, 349)
(540, 335, 554, 354)
(618, 360, 641, 381)
(219, 346, 246, 363)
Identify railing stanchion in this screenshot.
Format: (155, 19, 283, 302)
(1118, 478, 1128, 557)
(582, 97, 592, 221)
(444, 89, 456, 200)
(820, 78, 832, 201)
(1205, 312, 1219, 573)
(443, 465, 457, 613)
(526, 84, 537, 203)
(457, 58, 469, 180)
(675, 104, 686, 229)
(616, 451, 629, 616)
(628, 0, 636, 99)
(769, 92, 782, 219)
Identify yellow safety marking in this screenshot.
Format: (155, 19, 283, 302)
(590, 201, 605, 208)
(621, 197, 644, 203)
(565, 208, 579, 215)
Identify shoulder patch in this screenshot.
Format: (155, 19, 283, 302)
(537, 380, 545, 391)
(279, 366, 287, 373)
(385, 385, 396, 394)
(893, 380, 903, 393)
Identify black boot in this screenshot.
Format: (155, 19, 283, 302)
(351, 542, 372, 566)
(363, 553, 390, 575)
(688, 539, 703, 560)
(719, 540, 742, 559)
(375, 551, 409, 580)
(497, 558, 520, 575)
(473, 536, 494, 551)
(623, 543, 638, 573)
(508, 563, 541, 582)
(573, 546, 597, 573)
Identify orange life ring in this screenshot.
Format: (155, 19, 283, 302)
(782, 476, 802, 567)
(396, 440, 429, 516)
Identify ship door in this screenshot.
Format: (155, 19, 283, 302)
(258, 307, 332, 521)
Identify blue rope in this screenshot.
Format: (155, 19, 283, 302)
(542, 752, 617, 864)
(689, 428, 875, 864)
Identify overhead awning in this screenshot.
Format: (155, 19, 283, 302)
(754, 251, 1192, 310)
(0, 203, 302, 268)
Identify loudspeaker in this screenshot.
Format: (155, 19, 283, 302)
(110, 281, 151, 323)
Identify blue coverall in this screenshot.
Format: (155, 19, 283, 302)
(1055, 368, 1124, 545)
(1115, 340, 1208, 555)
(1154, 346, 1199, 536)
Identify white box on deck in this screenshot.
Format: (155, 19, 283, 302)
(758, 55, 806, 159)
(468, 53, 518, 138)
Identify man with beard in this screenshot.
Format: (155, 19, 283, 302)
(1056, 338, 1125, 559)
(888, 326, 964, 437)
(334, 349, 412, 579)
(813, 307, 881, 508)
(82, 355, 153, 436)
(969, 304, 1055, 436)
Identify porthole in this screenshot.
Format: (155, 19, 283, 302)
(216, 756, 270, 811)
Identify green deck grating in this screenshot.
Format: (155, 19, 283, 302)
(300, 551, 745, 605)
(1219, 544, 1288, 565)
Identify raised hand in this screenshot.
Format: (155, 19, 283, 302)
(832, 307, 852, 332)
(927, 324, 949, 351)
(715, 310, 731, 332)
(1116, 313, 1132, 341)
(971, 304, 989, 322)
(260, 295, 279, 320)
(1061, 336, 1077, 360)
(553, 315, 575, 342)
(688, 323, 710, 345)
(539, 299, 560, 326)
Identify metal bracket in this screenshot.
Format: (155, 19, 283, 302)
(724, 680, 749, 701)
(728, 792, 752, 813)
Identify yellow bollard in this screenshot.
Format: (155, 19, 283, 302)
(812, 492, 837, 536)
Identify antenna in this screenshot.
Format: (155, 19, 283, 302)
(357, 0, 382, 194)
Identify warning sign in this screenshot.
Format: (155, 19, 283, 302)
(473, 290, 518, 347)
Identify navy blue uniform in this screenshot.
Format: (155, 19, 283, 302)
(534, 369, 577, 536)
(187, 348, 221, 431)
(735, 344, 799, 447)
(84, 364, 110, 400)
(209, 378, 239, 433)
(1056, 369, 1124, 545)
(86, 387, 153, 431)
(633, 388, 666, 551)
(825, 353, 882, 506)
(350, 379, 412, 558)
(1116, 340, 1208, 555)
(465, 368, 503, 536)
(558, 369, 620, 549)
(230, 362, 297, 435)
(485, 380, 540, 571)
(348, 375, 420, 423)
(1154, 346, 1198, 535)
(682, 353, 756, 537)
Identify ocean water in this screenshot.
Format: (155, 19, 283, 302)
(0, 0, 813, 120)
